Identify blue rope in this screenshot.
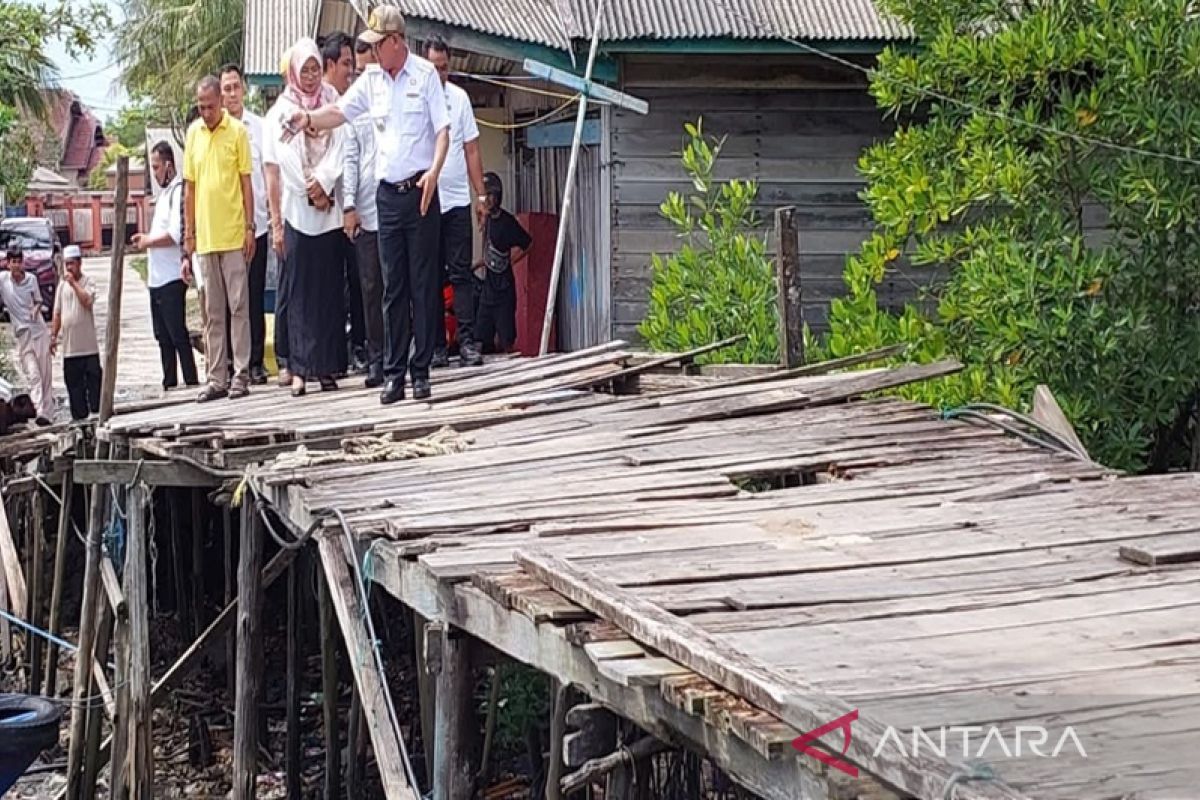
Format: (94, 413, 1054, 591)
(0, 607, 79, 653)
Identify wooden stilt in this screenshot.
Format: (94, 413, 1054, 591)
(190, 489, 205, 637)
(125, 484, 153, 799)
(477, 665, 502, 793)
(232, 499, 263, 800)
(223, 505, 235, 698)
(285, 560, 302, 800)
(44, 461, 74, 695)
(413, 610, 436, 780)
(431, 623, 480, 800)
(346, 690, 365, 798)
(110, 611, 130, 799)
(0, 547, 10, 664)
(81, 601, 114, 800)
(319, 570, 342, 800)
(169, 487, 190, 634)
(546, 681, 569, 800)
(66, 443, 111, 800)
(28, 486, 45, 695)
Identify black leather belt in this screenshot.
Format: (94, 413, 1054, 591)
(380, 171, 425, 193)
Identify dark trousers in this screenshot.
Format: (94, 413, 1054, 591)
(248, 233, 268, 370)
(63, 353, 101, 420)
(476, 270, 517, 353)
(439, 205, 475, 348)
(275, 248, 291, 367)
(150, 280, 199, 388)
(356, 229, 385, 368)
(376, 182, 440, 381)
(344, 238, 366, 355)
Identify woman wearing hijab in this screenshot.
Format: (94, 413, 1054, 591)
(263, 38, 347, 395)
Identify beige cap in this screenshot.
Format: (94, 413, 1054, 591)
(358, 6, 406, 44)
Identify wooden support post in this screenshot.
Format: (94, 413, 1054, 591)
(319, 570, 342, 800)
(346, 691, 366, 798)
(315, 533, 418, 800)
(110, 602, 130, 798)
(44, 463, 74, 695)
(169, 488, 191, 634)
(66, 444, 111, 800)
(28, 486, 45, 695)
(774, 206, 803, 368)
(477, 665, 502, 793)
(546, 681, 569, 800)
(286, 561, 302, 800)
(430, 623, 479, 800)
(81, 601, 114, 800)
(223, 505, 235, 698)
(124, 484, 153, 799)
(0, 547, 10, 664)
(232, 499, 263, 800)
(0, 495, 28, 619)
(191, 489, 205, 637)
(413, 610, 436, 779)
(98, 156, 129, 423)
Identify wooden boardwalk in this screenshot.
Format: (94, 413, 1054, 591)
(73, 345, 1200, 799)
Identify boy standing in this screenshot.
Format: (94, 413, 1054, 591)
(51, 244, 102, 420)
(0, 248, 54, 424)
(475, 172, 531, 354)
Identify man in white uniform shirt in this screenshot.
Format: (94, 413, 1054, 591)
(285, 6, 449, 404)
(132, 140, 199, 390)
(343, 40, 385, 388)
(219, 63, 271, 385)
(425, 37, 487, 368)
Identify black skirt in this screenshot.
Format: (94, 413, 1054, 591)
(283, 223, 347, 378)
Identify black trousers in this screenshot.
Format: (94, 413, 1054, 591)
(150, 279, 199, 388)
(376, 182, 440, 381)
(63, 353, 101, 420)
(248, 233, 268, 370)
(355, 229, 385, 368)
(274, 247, 291, 367)
(476, 269, 517, 353)
(439, 205, 476, 348)
(344, 237, 365, 355)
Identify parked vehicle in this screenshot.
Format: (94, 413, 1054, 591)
(0, 217, 62, 321)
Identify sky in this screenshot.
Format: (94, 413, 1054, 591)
(43, 0, 128, 121)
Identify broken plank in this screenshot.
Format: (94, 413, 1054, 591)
(1118, 533, 1200, 567)
(516, 550, 1029, 800)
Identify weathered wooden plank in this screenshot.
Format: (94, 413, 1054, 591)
(72, 459, 226, 487)
(516, 551, 1029, 800)
(0, 500, 27, 614)
(1118, 533, 1200, 567)
(124, 484, 153, 799)
(316, 533, 418, 800)
(596, 656, 692, 687)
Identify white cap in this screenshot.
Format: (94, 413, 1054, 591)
(63, 244, 82, 260)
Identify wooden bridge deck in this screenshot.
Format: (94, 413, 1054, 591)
(92, 345, 1200, 800)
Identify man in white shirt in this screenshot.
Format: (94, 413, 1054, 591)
(286, 6, 450, 404)
(219, 63, 271, 385)
(0, 248, 54, 424)
(132, 140, 199, 391)
(425, 37, 487, 369)
(343, 40, 385, 388)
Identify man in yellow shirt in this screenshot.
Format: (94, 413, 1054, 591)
(182, 74, 258, 401)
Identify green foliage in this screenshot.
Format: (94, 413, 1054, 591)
(130, 255, 148, 284)
(479, 664, 550, 757)
(0, 104, 36, 200)
(107, 103, 159, 149)
(638, 120, 779, 364)
(88, 143, 133, 191)
(0, 0, 110, 116)
(825, 0, 1200, 471)
(115, 0, 244, 123)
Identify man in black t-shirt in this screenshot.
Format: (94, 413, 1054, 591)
(475, 172, 531, 353)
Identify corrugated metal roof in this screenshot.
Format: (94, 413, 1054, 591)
(243, 0, 906, 77)
(380, 0, 571, 50)
(243, 0, 319, 76)
(565, 0, 908, 41)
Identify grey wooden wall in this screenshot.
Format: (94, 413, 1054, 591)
(610, 54, 920, 342)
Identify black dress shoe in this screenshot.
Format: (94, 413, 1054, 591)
(460, 340, 483, 367)
(364, 363, 385, 388)
(379, 378, 405, 405)
(412, 377, 431, 401)
(430, 348, 450, 369)
(249, 365, 269, 385)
